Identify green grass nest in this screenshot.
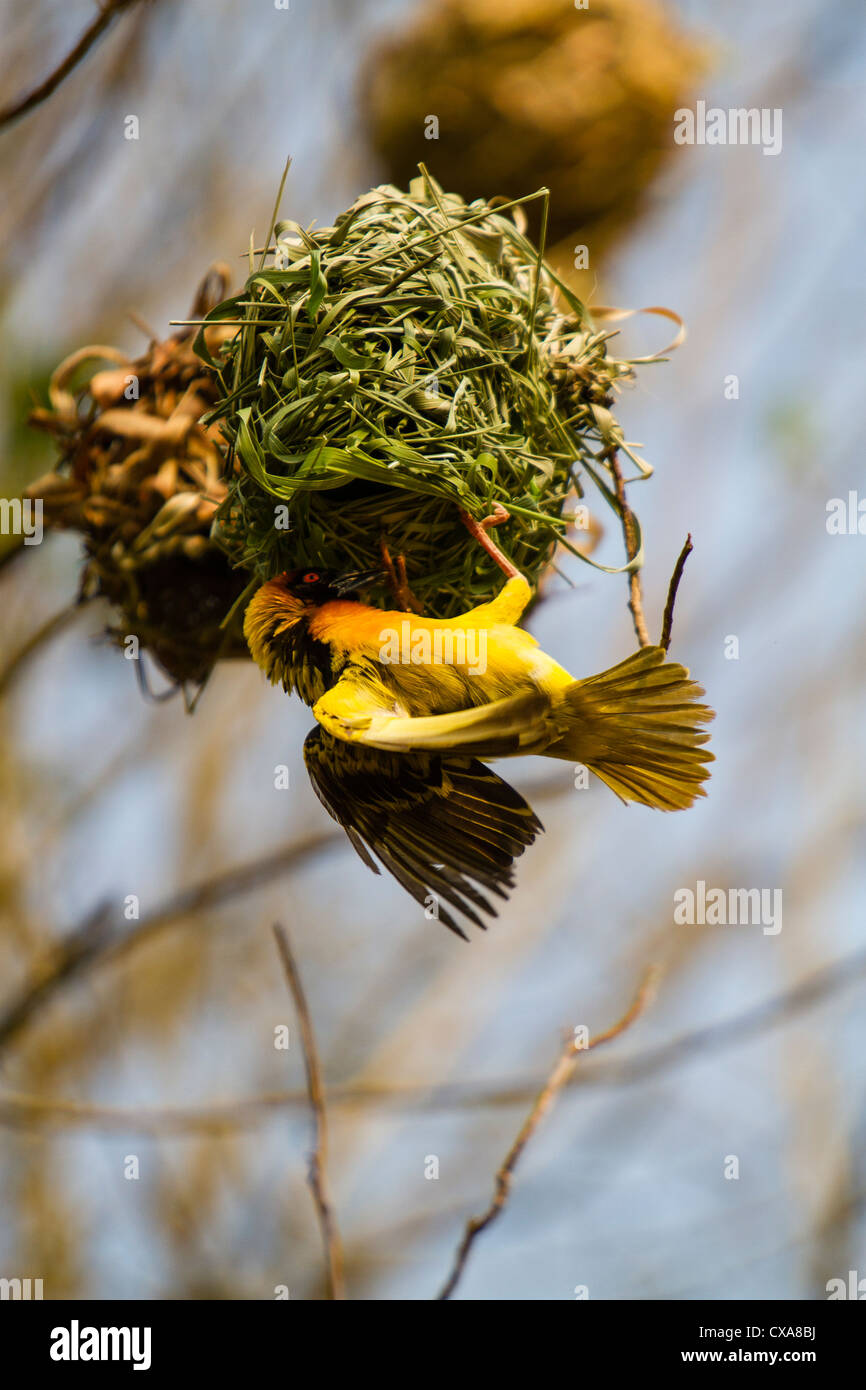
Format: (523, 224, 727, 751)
(197, 170, 646, 617)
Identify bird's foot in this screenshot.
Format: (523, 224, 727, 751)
(380, 539, 424, 613)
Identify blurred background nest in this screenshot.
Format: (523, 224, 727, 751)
(363, 0, 707, 284)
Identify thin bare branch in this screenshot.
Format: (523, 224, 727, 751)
(272, 923, 345, 1301)
(604, 446, 651, 647)
(0, 1, 148, 131)
(660, 534, 693, 652)
(437, 967, 659, 1299)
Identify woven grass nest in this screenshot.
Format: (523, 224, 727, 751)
(363, 0, 705, 266)
(200, 170, 646, 619)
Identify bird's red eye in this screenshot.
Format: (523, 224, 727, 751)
(303, 571, 320, 584)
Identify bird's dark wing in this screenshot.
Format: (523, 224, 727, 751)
(303, 727, 543, 938)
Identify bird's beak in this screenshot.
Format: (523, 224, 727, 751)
(331, 568, 382, 596)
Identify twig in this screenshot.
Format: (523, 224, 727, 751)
(437, 967, 659, 1300)
(3, 944, 866, 1132)
(272, 923, 345, 1301)
(660, 534, 693, 652)
(605, 447, 651, 647)
(0, 1, 147, 131)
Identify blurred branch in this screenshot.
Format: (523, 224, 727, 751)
(660, 534, 693, 652)
(437, 967, 659, 1300)
(5, 944, 866, 1132)
(0, 1, 148, 131)
(605, 446, 650, 647)
(0, 829, 341, 1058)
(0, 602, 87, 698)
(0, 1089, 308, 1134)
(0, 906, 113, 1055)
(273, 923, 345, 1301)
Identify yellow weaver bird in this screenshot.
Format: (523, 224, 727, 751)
(244, 510, 714, 937)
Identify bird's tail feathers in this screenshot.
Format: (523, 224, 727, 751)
(551, 645, 714, 810)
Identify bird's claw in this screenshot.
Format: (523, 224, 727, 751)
(380, 539, 424, 613)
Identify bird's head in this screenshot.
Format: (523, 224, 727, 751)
(243, 567, 380, 685)
(267, 567, 378, 605)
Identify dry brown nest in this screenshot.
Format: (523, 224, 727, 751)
(26, 267, 247, 687)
